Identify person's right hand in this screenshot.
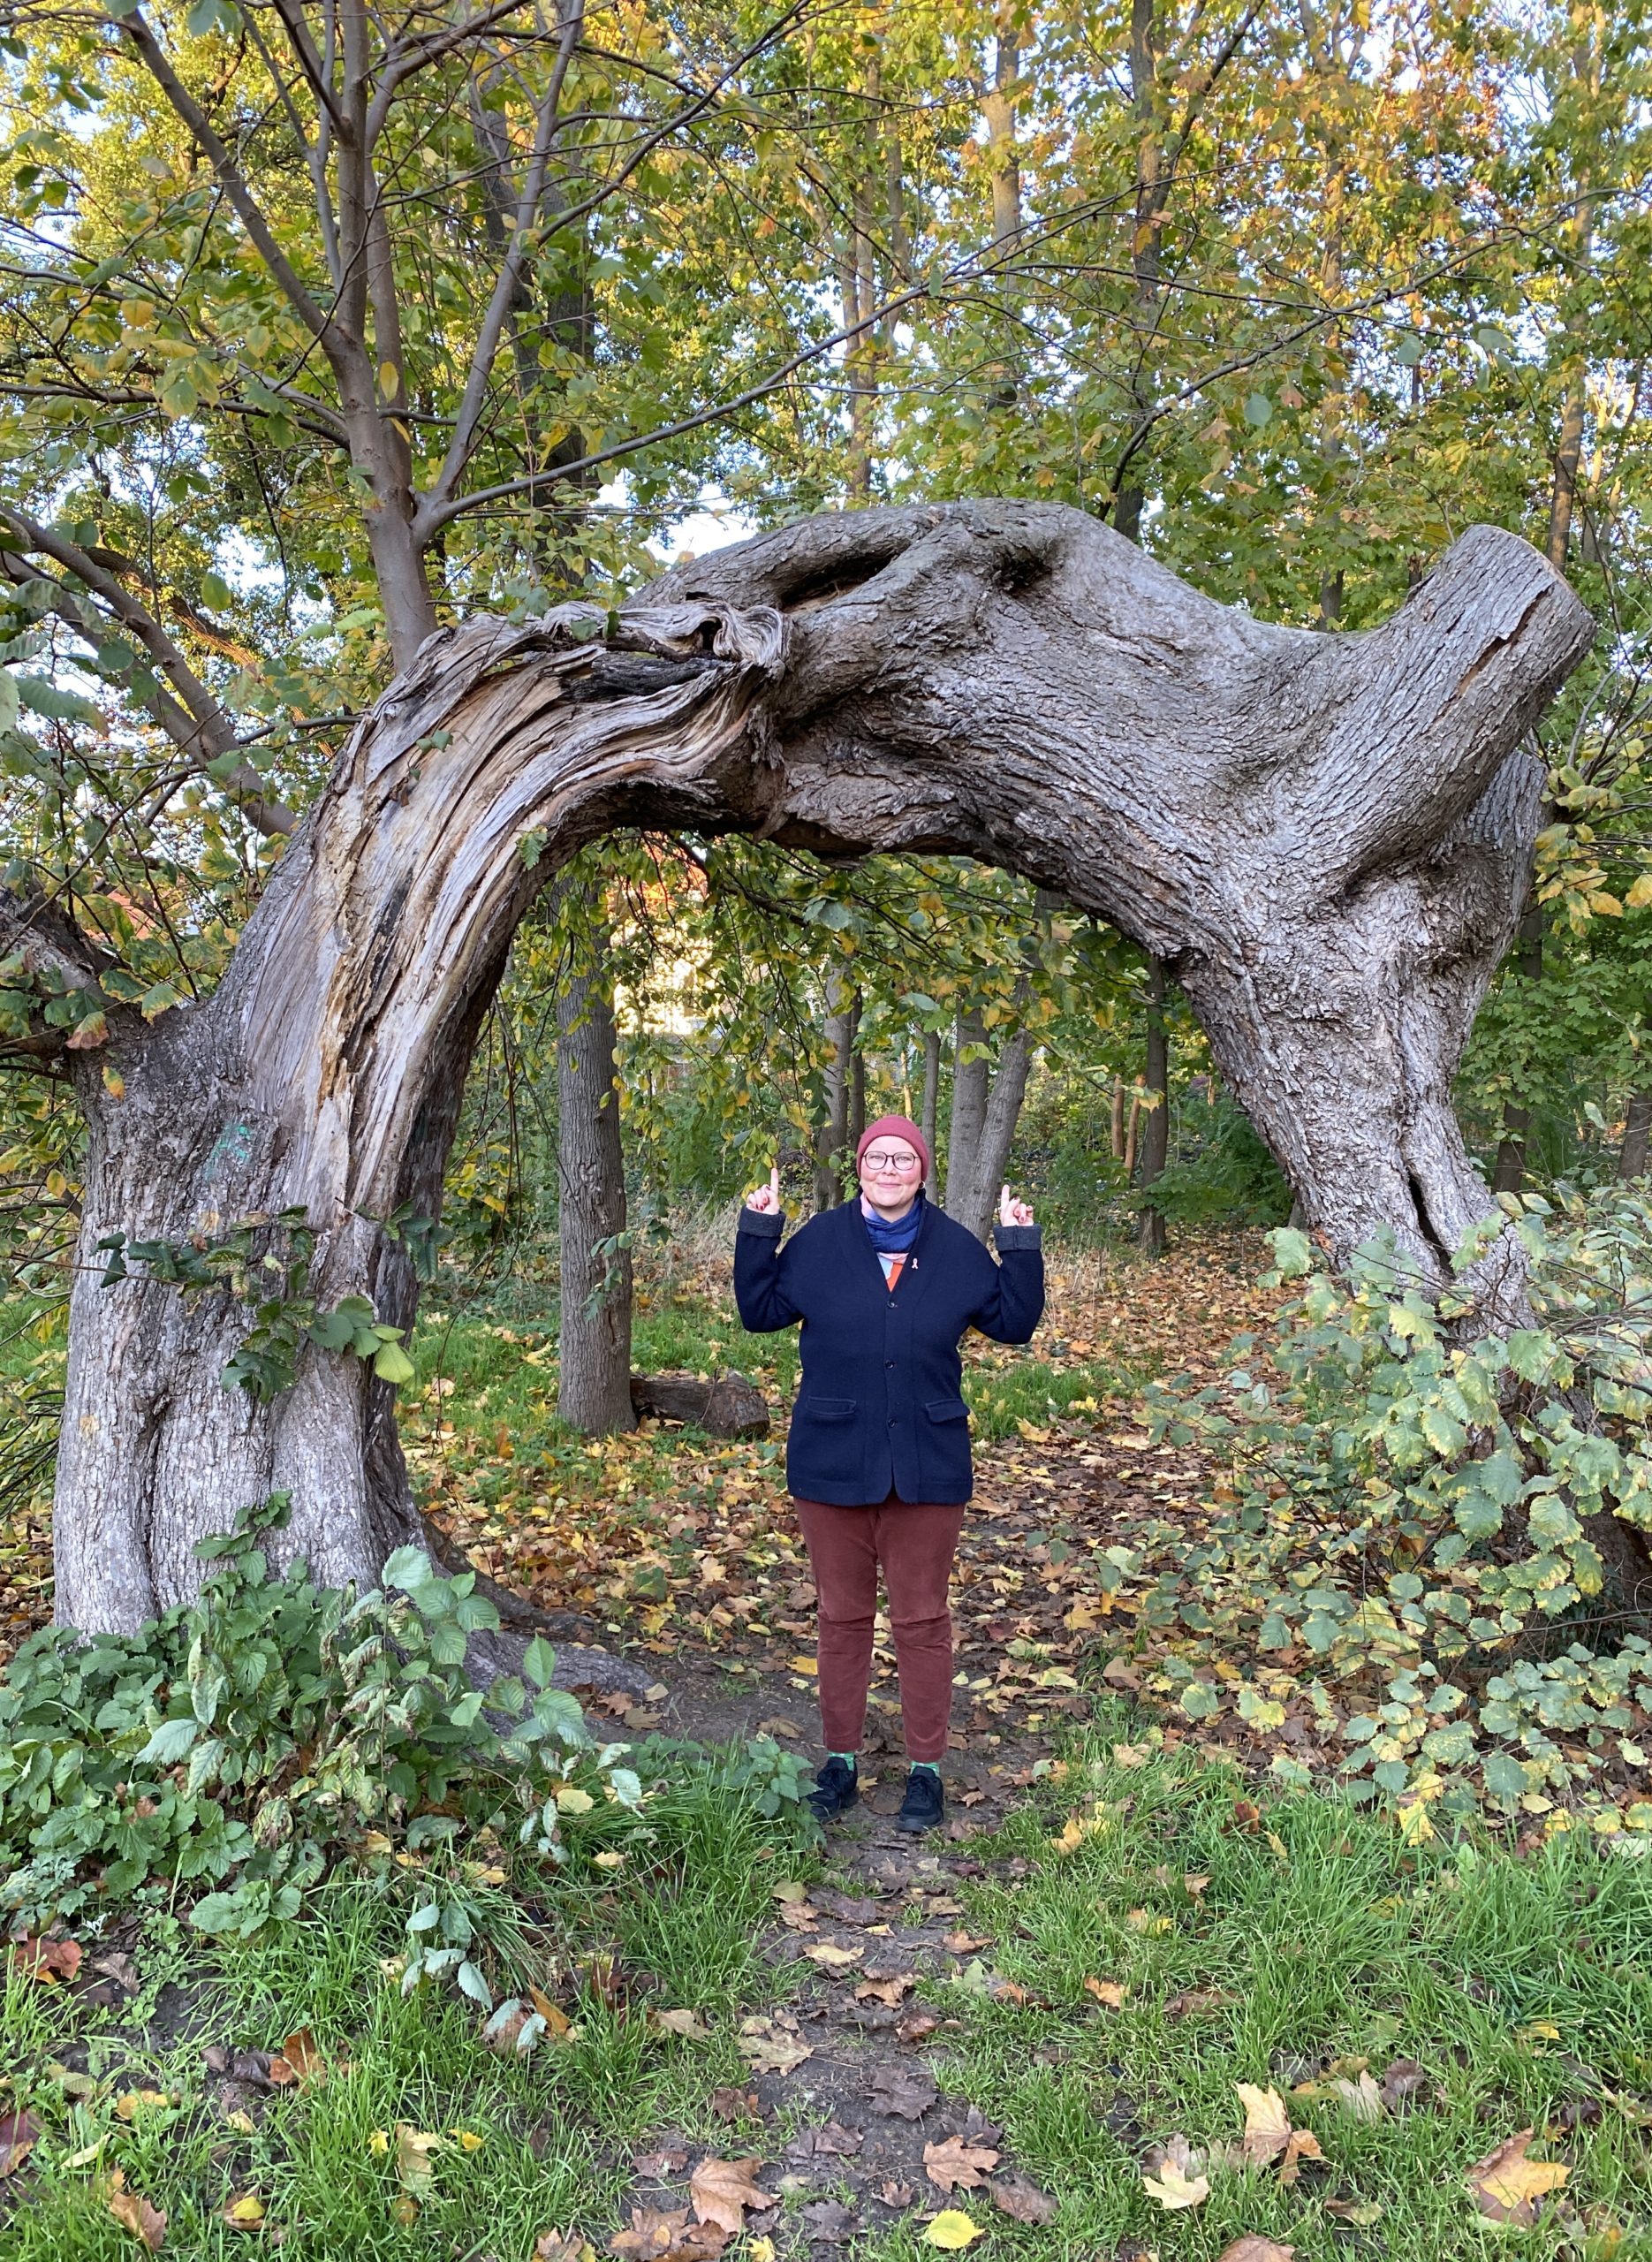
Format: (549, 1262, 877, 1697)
(745, 1165, 782, 1213)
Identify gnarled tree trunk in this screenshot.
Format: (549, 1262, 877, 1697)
(23, 504, 1591, 1631)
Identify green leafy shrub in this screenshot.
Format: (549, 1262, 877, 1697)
(1125, 1187, 1652, 1836)
(0, 1496, 639, 1946)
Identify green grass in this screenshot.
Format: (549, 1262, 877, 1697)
(0, 1758, 814, 2262)
(868, 1711, 1652, 2261)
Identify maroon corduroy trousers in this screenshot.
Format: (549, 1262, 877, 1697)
(792, 1492, 966, 1764)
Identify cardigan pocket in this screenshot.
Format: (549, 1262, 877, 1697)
(791, 1395, 861, 1492)
(924, 1398, 970, 1423)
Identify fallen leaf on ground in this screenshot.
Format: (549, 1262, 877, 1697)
(923, 2137, 999, 2191)
(897, 2008, 943, 2045)
(1325, 2199, 1383, 2225)
(800, 2199, 857, 2242)
(1142, 2137, 1210, 2212)
(535, 2235, 597, 2262)
(748, 2242, 776, 2262)
(90, 1950, 141, 1993)
(0, 2110, 40, 2177)
(943, 1932, 993, 1953)
(1164, 1986, 1234, 2019)
(107, 2171, 168, 2251)
(268, 2028, 327, 2085)
(222, 2194, 265, 2230)
(869, 2063, 938, 2119)
(11, 1935, 81, 1984)
(1230, 1799, 1262, 1832)
(813, 1889, 881, 1924)
(689, 2157, 773, 2235)
(802, 1941, 862, 1969)
(653, 2008, 712, 2039)
(1330, 2072, 1383, 2121)
(608, 2205, 728, 2259)
(709, 2088, 762, 2122)
(1216, 2240, 1294, 2262)
(635, 2148, 689, 2179)
(1378, 2059, 1428, 2109)
(1467, 2131, 1568, 2227)
(1084, 1977, 1126, 2008)
(1126, 1908, 1172, 1935)
(777, 1901, 819, 1932)
(1236, 2084, 1322, 2181)
(879, 2181, 915, 2207)
(854, 1974, 913, 2005)
(989, 2174, 1057, 2222)
(922, 2210, 985, 2248)
(394, 2124, 443, 2195)
(1112, 1742, 1152, 1767)
(736, 2017, 812, 2076)
(1142, 2159, 1209, 2211)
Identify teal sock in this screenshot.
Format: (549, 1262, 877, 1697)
(909, 1760, 940, 1776)
(828, 1751, 858, 1768)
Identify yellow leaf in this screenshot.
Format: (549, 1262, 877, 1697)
(448, 2129, 483, 2152)
(368, 2129, 390, 2156)
(802, 1941, 862, 1969)
(114, 2090, 171, 2122)
(788, 1656, 818, 1674)
(923, 2208, 987, 2247)
(393, 2124, 443, 2194)
(1398, 1800, 1436, 1847)
(1625, 871, 1652, 909)
(689, 2155, 774, 2234)
(1467, 2130, 1568, 2226)
(223, 2192, 265, 2228)
(1589, 892, 1624, 915)
(555, 1787, 595, 1815)
(750, 2242, 777, 2262)
(1142, 2158, 1209, 2210)
(1084, 1976, 1126, 2008)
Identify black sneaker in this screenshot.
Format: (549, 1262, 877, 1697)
(896, 1765, 944, 1835)
(806, 1755, 860, 1823)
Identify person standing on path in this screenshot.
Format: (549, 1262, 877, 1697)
(735, 1114, 1043, 1834)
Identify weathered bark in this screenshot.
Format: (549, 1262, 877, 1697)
(630, 1370, 769, 1438)
(1620, 1092, 1652, 1181)
(555, 892, 635, 1437)
(1137, 954, 1171, 1256)
(38, 502, 1592, 1631)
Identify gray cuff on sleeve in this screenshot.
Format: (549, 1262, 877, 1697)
(993, 1223, 1042, 1250)
(738, 1207, 786, 1240)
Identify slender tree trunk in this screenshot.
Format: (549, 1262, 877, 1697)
(1124, 1091, 1141, 1176)
(1492, 897, 1544, 1194)
(31, 503, 1591, 1633)
(555, 891, 635, 1436)
(1620, 1092, 1652, 1180)
(946, 1006, 989, 1214)
(982, 24, 1022, 249)
(850, 1040, 867, 1151)
(921, 1029, 942, 1199)
(1110, 1073, 1125, 1159)
(951, 1028, 1033, 1242)
(1136, 954, 1170, 1255)
(815, 980, 859, 1208)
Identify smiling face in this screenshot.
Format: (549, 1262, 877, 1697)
(858, 1135, 923, 1217)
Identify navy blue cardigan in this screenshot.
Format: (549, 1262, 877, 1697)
(734, 1200, 1044, 1506)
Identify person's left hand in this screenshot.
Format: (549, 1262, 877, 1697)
(999, 1184, 1034, 1227)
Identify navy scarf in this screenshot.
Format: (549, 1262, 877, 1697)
(861, 1190, 924, 1256)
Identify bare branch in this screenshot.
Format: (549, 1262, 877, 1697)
(414, 0, 583, 521)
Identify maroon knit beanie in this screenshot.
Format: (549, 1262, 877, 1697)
(855, 1114, 931, 1180)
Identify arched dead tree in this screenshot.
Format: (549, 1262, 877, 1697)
(5, 503, 1591, 1634)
